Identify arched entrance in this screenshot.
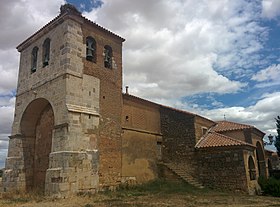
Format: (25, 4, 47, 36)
(248, 156, 256, 180)
(268, 159, 272, 177)
(256, 141, 266, 177)
(20, 98, 54, 192)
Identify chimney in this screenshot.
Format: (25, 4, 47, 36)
(125, 86, 129, 94)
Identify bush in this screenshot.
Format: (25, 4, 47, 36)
(258, 176, 280, 197)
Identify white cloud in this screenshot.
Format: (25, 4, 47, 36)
(0, 102, 15, 135)
(252, 64, 280, 88)
(0, 0, 65, 168)
(85, 0, 265, 101)
(0, 98, 14, 168)
(262, 0, 280, 19)
(199, 92, 280, 134)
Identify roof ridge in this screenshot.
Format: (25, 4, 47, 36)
(195, 131, 255, 149)
(123, 93, 215, 122)
(216, 120, 252, 128)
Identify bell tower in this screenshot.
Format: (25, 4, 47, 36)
(3, 4, 125, 196)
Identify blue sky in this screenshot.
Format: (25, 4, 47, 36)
(0, 0, 280, 167)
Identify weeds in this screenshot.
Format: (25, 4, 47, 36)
(115, 179, 208, 197)
(258, 176, 280, 197)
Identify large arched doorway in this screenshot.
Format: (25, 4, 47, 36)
(256, 141, 266, 177)
(20, 98, 54, 192)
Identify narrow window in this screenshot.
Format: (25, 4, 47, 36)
(31, 46, 38, 73)
(86, 36, 96, 62)
(42, 38, 51, 67)
(202, 127, 208, 135)
(157, 141, 162, 160)
(104, 45, 112, 69)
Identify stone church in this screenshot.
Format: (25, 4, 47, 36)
(2, 4, 268, 197)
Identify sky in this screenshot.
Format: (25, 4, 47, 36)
(0, 0, 280, 168)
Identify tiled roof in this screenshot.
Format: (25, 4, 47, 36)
(212, 120, 253, 132)
(195, 132, 255, 149)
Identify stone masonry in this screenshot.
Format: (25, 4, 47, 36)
(3, 4, 124, 197)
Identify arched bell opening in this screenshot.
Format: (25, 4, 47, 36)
(256, 141, 266, 177)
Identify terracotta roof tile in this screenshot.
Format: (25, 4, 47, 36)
(211, 120, 252, 132)
(195, 132, 255, 149)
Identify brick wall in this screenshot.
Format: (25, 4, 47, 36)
(82, 21, 124, 188)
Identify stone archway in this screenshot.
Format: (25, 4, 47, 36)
(20, 98, 54, 191)
(256, 141, 266, 177)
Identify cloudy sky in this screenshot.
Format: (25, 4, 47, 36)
(1, 0, 280, 167)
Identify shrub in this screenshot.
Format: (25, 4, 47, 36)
(258, 176, 280, 197)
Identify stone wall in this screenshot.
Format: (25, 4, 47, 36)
(220, 130, 246, 142)
(194, 116, 215, 143)
(160, 107, 196, 170)
(196, 147, 248, 192)
(4, 16, 101, 196)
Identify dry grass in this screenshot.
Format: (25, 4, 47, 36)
(1, 180, 280, 207)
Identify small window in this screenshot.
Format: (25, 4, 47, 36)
(104, 45, 112, 68)
(248, 156, 256, 180)
(86, 36, 96, 62)
(157, 141, 162, 160)
(31, 47, 38, 73)
(202, 127, 208, 135)
(42, 38, 51, 67)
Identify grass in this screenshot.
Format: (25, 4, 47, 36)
(1, 180, 280, 206)
(0, 188, 46, 205)
(116, 179, 207, 195)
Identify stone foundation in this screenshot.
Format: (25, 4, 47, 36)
(45, 150, 99, 197)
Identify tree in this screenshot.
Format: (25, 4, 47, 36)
(274, 116, 280, 157)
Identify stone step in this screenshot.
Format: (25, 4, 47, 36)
(164, 163, 204, 189)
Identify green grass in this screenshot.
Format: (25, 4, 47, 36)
(114, 179, 210, 196)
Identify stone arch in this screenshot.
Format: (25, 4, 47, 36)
(20, 98, 54, 192)
(248, 156, 256, 180)
(256, 141, 266, 177)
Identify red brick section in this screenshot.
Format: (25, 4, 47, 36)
(196, 132, 255, 148)
(82, 21, 124, 188)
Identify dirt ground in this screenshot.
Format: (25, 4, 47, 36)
(1, 191, 280, 207)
